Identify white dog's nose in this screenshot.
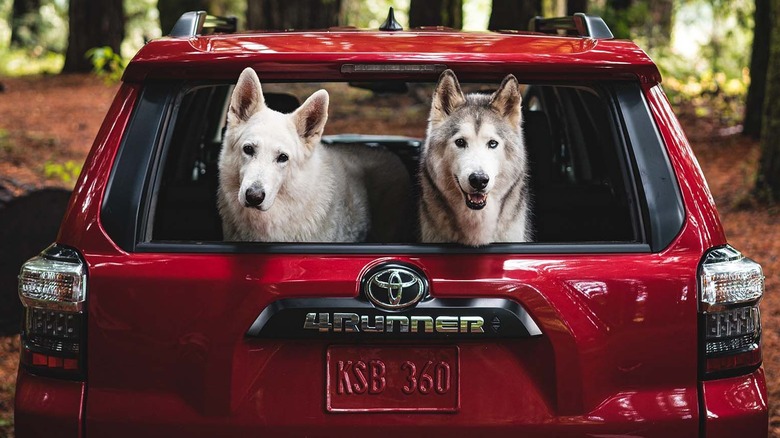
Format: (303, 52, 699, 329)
(245, 186, 266, 207)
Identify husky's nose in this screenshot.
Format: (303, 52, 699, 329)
(468, 172, 489, 190)
(245, 187, 266, 207)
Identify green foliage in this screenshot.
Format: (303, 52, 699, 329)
(123, 0, 162, 58)
(664, 70, 749, 123)
(0, 48, 63, 75)
(591, 0, 754, 124)
(44, 160, 82, 184)
(593, 2, 652, 40)
(0, 0, 68, 53)
(86, 46, 127, 84)
(656, 0, 753, 124)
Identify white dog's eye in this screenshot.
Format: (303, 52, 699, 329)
(454, 138, 467, 148)
(242, 144, 255, 156)
(488, 139, 499, 149)
(276, 153, 289, 163)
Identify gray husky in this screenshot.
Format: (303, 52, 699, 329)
(418, 70, 531, 246)
(218, 68, 411, 242)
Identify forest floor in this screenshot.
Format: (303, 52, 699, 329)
(0, 74, 778, 437)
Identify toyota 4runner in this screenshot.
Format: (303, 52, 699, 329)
(15, 10, 767, 437)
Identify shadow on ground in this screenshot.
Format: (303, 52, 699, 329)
(0, 187, 72, 335)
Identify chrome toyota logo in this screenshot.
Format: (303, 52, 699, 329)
(363, 264, 427, 311)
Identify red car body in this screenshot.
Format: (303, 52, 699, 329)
(15, 19, 767, 437)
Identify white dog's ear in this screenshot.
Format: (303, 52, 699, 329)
(228, 68, 265, 125)
(293, 89, 329, 148)
(490, 74, 523, 127)
(430, 69, 466, 124)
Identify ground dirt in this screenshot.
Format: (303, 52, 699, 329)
(0, 74, 777, 437)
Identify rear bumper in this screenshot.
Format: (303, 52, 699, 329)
(701, 367, 768, 437)
(14, 368, 84, 438)
(13, 367, 767, 437)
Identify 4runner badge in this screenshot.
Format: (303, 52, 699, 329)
(364, 264, 427, 311)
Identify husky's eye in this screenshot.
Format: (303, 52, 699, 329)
(454, 138, 467, 148)
(276, 153, 289, 163)
(242, 144, 255, 156)
(487, 139, 499, 149)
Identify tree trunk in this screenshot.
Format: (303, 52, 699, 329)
(607, 0, 632, 10)
(567, 0, 587, 14)
(755, 0, 780, 201)
(62, 0, 124, 73)
(158, 0, 209, 36)
(488, 0, 542, 31)
(10, 0, 41, 48)
(409, 0, 462, 29)
(247, 0, 341, 30)
(744, 0, 771, 138)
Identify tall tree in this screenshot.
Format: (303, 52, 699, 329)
(488, 0, 542, 31)
(567, 0, 587, 14)
(409, 0, 462, 29)
(755, 0, 780, 201)
(62, 0, 124, 73)
(608, 0, 632, 9)
(247, 0, 341, 30)
(10, 0, 41, 48)
(744, 0, 772, 138)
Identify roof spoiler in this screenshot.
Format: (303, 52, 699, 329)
(170, 10, 238, 37)
(529, 13, 613, 39)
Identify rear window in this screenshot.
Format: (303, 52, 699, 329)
(105, 77, 666, 252)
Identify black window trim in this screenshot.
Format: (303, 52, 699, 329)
(612, 82, 685, 251)
(101, 81, 175, 250)
(101, 78, 682, 255)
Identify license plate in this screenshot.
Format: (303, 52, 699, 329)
(326, 345, 460, 412)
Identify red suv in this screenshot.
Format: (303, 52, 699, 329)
(15, 11, 767, 437)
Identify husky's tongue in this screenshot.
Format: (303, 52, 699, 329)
(466, 193, 487, 210)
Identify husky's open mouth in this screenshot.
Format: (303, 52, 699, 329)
(464, 192, 487, 210)
(455, 175, 488, 210)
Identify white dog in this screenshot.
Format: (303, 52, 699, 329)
(418, 70, 531, 246)
(218, 68, 411, 242)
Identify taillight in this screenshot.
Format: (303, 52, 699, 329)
(699, 245, 764, 378)
(18, 244, 86, 379)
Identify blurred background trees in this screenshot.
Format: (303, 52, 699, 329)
(410, 0, 462, 28)
(0, 0, 776, 199)
(756, 0, 779, 201)
(62, 0, 124, 72)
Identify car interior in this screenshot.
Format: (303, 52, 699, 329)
(150, 80, 639, 244)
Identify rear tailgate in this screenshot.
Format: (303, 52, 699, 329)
(84, 251, 700, 437)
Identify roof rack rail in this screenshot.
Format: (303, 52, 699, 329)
(529, 13, 613, 39)
(169, 10, 238, 38)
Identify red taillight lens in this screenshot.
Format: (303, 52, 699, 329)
(699, 245, 764, 378)
(18, 245, 86, 379)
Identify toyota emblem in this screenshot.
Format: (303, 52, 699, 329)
(362, 263, 428, 311)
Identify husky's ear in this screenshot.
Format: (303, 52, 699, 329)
(430, 69, 466, 124)
(228, 68, 265, 125)
(293, 89, 329, 148)
(490, 74, 523, 127)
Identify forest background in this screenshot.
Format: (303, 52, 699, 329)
(0, 0, 778, 436)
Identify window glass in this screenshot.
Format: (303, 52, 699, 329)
(151, 81, 637, 244)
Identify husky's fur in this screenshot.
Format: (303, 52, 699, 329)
(218, 68, 411, 242)
(418, 70, 531, 246)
